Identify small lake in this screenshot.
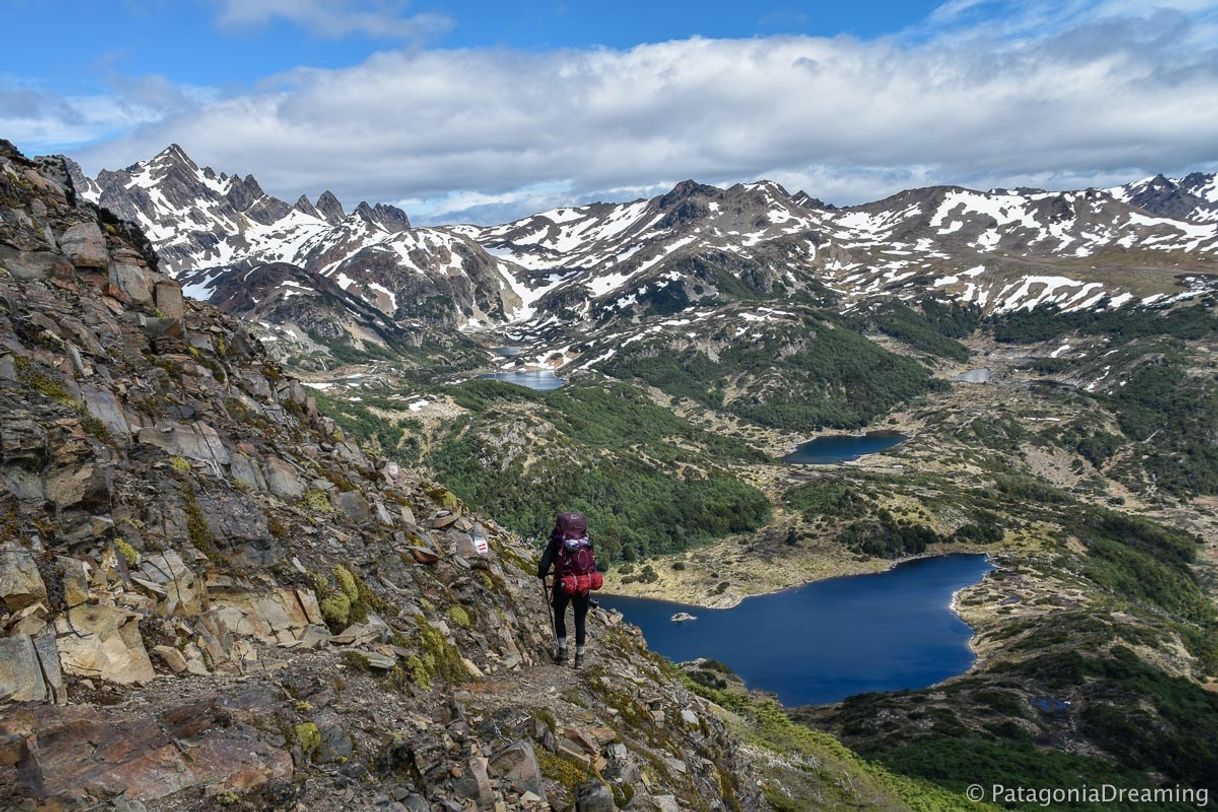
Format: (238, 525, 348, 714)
(476, 370, 565, 390)
(599, 553, 993, 707)
(784, 431, 906, 464)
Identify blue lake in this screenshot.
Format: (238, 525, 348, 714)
(476, 370, 565, 390)
(784, 431, 906, 464)
(599, 553, 993, 707)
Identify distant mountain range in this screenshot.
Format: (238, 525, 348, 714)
(71, 145, 1218, 364)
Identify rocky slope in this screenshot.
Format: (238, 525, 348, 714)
(1109, 172, 1218, 224)
(0, 139, 786, 811)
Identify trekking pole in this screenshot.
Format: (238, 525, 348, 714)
(540, 575, 555, 636)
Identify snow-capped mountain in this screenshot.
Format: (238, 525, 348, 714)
(77, 145, 1218, 365)
(465, 176, 1218, 334)
(74, 146, 528, 349)
(1108, 172, 1218, 224)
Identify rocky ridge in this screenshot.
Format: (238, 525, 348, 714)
(83, 147, 1218, 378)
(76, 147, 525, 360)
(0, 139, 769, 811)
(469, 177, 1218, 345)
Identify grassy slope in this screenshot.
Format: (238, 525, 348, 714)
(309, 296, 1218, 807)
(682, 664, 997, 812)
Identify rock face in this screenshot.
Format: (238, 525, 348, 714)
(2, 688, 293, 804)
(0, 632, 64, 702)
(0, 140, 765, 811)
(0, 547, 46, 612)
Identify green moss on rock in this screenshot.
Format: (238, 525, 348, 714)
(536, 749, 599, 792)
(412, 616, 468, 687)
(447, 605, 470, 628)
(114, 538, 140, 566)
(334, 564, 358, 600)
(321, 593, 351, 629)
(294, 722, 320, 759)
(302, 489, 333, 513)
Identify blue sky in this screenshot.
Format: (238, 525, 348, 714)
(7, 1, 944, 95)
(3, 1, 1218, 223)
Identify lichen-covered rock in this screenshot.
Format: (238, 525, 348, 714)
(54, 604, 155, 685)
(0, 688, 292, 805)
(0, 546, 46, 612)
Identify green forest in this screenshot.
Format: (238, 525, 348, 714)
(430, 381, 772, 562)
(601, 313, 935, 429)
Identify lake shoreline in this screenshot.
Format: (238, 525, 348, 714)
(601, 553, 994, 707)
(780, 428, 910, 464)
(601, 545, 994, 610)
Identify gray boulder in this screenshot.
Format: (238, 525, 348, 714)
(334, 490, 372, 524)
(0, 546, 47, 611)
(489, 739, 546, 800)
(80, 386, 131, 439)
(0, 632, 65, 703)
(266, 456, 305, 499)
(452, 756, 495, 809)
(575, 781, 615, 812)
(154, 280, 184, 319)
(109, 260, 155, 303)
(59, 222, 108, 269)
(0, 245, 70, 280)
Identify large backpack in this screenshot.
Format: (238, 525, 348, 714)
(553, 512, 603, 596)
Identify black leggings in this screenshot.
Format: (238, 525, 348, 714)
(552, 587, 590, 646)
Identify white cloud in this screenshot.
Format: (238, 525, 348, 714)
(0, 73, 216, 155)
(213, 0, 451, 40)
(65, 2, 1218, 223)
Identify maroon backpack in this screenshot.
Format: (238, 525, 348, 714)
(554, 512, 603, 596)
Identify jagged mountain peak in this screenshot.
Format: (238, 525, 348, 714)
(792, 190, 834, 210)
(293, 193, 320, 219)
(354, 200, 411, 233)
(1111, 171, 1218, 224)
(734, 178, 792, 197)
(1106, 171, 1218, 223)
(83, 145, 527, 350)
(151, 142, 195, 167)
(315, 189, 346, 225)
(1179, 170, 1218, 201)
(658, 179, 725, 208)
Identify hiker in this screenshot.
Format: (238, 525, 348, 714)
(538, 511, 603, 666)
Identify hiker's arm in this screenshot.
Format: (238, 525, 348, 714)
(537, 537, 558, 578)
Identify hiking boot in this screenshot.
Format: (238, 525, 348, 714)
(553, 646, 568, 665)
(574, 651, 585, 668)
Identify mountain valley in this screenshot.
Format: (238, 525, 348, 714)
(2, 138, 1217, 811)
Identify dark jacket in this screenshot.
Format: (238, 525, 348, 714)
(537, 528, 562, 578)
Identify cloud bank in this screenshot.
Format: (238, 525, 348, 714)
(23, 1, 1218, 223)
